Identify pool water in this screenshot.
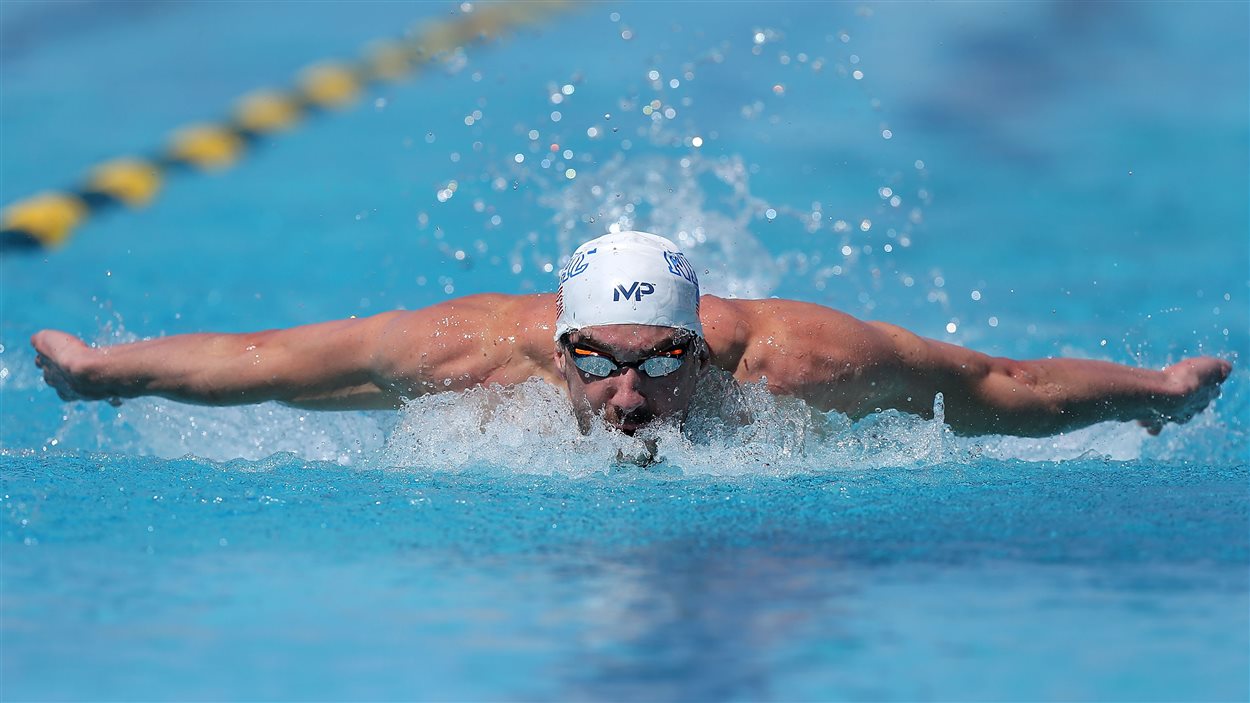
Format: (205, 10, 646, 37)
(2, 2, 1247, 700)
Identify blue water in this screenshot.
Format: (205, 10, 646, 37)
(2, 2, 1248, 701)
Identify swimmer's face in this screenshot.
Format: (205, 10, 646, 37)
(555, 324, 706, 435)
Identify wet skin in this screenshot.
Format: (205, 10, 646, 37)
(31, 293, 1232, 437)
(554, 324, 706, 435)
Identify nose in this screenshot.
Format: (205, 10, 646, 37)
(606, 367, 647, 414)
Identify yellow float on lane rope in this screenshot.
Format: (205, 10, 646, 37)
(1, 193, 88, 248)
(86, 159, 163, 207)
(234, 90, 303, 134)
(166, 124, 245, 170)
(298, 62, 362, 109)
(1, 1, 580, 252)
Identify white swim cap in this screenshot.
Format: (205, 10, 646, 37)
(555, 231, 703, 340)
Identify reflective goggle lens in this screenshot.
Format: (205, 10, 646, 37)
(570, 345, 686, 378)
(570, 353, 617, 377)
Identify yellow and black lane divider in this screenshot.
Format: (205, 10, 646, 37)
(1, 1, 574, 253)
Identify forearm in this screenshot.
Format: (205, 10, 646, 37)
(70, 333, 337, 405)
(945, 357, 1174, 436)
(39, 318, 393, 407)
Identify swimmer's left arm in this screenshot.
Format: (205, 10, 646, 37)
(729, 300, 1231, 437)
(862, 322, 1232, 436)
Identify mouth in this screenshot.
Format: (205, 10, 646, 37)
(613, 411, 654, 435)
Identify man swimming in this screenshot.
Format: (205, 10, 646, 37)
(32, 231, 1230, 438)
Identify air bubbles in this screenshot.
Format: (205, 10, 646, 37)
(648, 69, 660, 81)
(528, 129, 539, 140)
(550, 111, 562, 123)
(772, 84, 785, 96)
(988, 316, 999, 328)
(436, 180, 458, 203)
(945, 322, 958, 334)
(561, 84, 575, 96)
(587, 127, 600, 138)
(841, 245, 853, 256)
(691, 136, 704, 148)
(878, 187, 893, 199)
(859, 219, 872, 231)
(971, 290, 982, 301)
(881, 129, 893, 140)
(514, 153, 525, 163)
(915, 159, 926, 170)
(765, 208, 777, 221)
(852, 70, 864, 80)
(565, 168, 577, 179)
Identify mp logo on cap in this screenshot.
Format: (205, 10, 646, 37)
(613, 281, 655, 302)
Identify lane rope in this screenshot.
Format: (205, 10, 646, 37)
(1, 1, 574, 252)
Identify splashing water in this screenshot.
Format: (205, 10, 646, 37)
(540, 153, 781, 298)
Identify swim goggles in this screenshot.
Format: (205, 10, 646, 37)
(566, 342, 688, 379)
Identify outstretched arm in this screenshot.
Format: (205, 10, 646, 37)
(33, 315, 406, 409)
(867, 323, 1231, 436)
(713, 299, 1232, 437)
(32, 294, 558, 410)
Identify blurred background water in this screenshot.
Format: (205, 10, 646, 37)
(1, 2, 1247, 700)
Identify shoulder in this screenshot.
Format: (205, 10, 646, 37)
(377, 293, 554, 333)
(700, 296, 898, 392)
(372, 293, 559, 384)
(700, 296, 876, 355)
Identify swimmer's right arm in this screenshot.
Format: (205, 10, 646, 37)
(31, 294, 558, 410)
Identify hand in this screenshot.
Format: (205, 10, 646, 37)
(31, 330, 122, 405)
(1139, 356, 1232, 435)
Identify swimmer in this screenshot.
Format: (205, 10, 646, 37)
(32, 231, 1231, 438)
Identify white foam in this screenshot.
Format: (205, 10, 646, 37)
(50, 398, 391, 465)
